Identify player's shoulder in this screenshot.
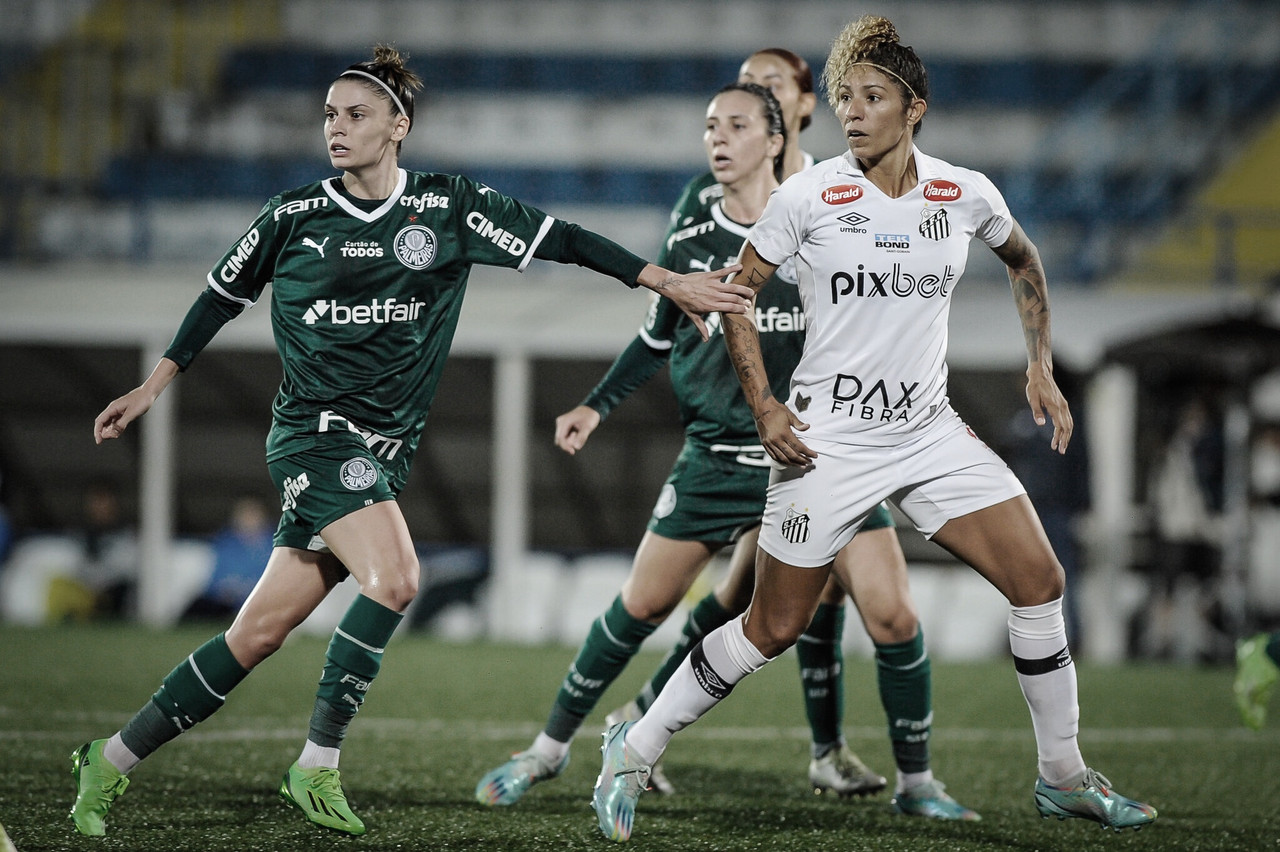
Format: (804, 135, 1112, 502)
(270, 177, 332, 207)
(915, 150, 1001, 198)
(766, 154, 850, 213)
(669, 172, 723, 224)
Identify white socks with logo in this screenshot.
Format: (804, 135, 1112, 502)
(626, 616, 770, 766)
(1008, 597, 1086, 787)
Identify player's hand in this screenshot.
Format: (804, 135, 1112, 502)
(1025, 364, 1072, 454)
(637, 263, 751, 342)
(93, 386, 157, 444)
(554, 405, 601, 455)
(754, 400, 817, 468)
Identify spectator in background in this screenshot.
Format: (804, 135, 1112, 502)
(182, 494, 276, 622)
(74, 478, 138, 618)
(1141, 393, 1224, 660)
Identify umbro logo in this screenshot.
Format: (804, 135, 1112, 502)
(837, 211, 869, 234)
(303, 236, 329, 257)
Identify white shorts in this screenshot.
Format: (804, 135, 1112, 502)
(758, 406, 1026, 568)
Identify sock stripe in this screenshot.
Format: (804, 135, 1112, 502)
(1013, 646, 1073, 676)
(689, 642, 735, 700)
(335, 626, 386, 655)
(796, 634, 837, 645)
(879, 649, 929, 671)
(188, 654, 227, 702)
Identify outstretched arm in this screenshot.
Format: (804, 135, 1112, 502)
(94, 358, 180, 444)
(95, 285, 244, 444)
(532, 221, 751, 341)
(991, 219, 1073, 454)
(722, 242, 816, 467)
(636, 262, 749, 341)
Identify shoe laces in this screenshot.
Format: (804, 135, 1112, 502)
(305, 767, 344, 797)
(1081, 768, 1112, 796)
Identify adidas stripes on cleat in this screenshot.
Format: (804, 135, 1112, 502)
(475, 749, 569, 806)
(278, 762, 366, 836)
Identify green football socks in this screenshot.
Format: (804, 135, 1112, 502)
(876, 630, 932, 773)
(544, 595, 657, 742)
(119, 633, 250, 760)
(797, 602, 846, 757)
(309, 594, 404, 749)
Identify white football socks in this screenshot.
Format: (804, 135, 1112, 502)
(1008, 597, 1086, 786)
(626, 616, 770, 766)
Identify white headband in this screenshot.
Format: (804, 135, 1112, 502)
(340, 69, 409, 125)
(850, 61, 920, 103)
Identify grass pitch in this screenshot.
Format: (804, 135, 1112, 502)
(1, 622, 1276, 851)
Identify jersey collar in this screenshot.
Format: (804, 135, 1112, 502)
(839, 145, 933, 191)
(710, 201, 753, 239)
(322, 168, 408, 222)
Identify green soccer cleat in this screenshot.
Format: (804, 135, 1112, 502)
(278, 762, 366, 836)
(1234, 633, 1278, 730)
(592, 721, 651, 842)
(809, 743, 887, 798)
(69, 740, 130, 836)
(1034, 768, 1157, 831)
(891, 778, 981, 821)
(474, 749, 569, 806)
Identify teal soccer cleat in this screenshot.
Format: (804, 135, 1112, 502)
(891, 778, 981, 820)
(69, 740, 130, 836)
(475, 749, 569, 806)
(592, 721, 651, 842)
(1034, 768, 1157, 831)
(1234, 633, 1278, 730)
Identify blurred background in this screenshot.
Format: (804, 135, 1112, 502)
(1, 0, 1279, 664)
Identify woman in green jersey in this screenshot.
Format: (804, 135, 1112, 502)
(69, 45, 751, 840)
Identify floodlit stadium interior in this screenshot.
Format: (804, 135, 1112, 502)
(1, 0, 1279, 663)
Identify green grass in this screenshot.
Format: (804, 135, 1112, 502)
(1, 622, 1277, 851)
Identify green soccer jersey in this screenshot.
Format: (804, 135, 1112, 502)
(645, 201, 804, 447)
(205, 168, 560, 486)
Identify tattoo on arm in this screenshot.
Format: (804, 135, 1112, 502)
(995, 224, 1052, 364)
(743, 266, 770, 293)
(723, 312, 774, 410)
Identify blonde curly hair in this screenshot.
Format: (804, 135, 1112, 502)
(823, 15, 928, 134)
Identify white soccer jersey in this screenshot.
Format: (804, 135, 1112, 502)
(749, 146, 1014, 446)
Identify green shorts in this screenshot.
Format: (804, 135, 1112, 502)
(267, 432, 399, 551)
(648, 441, 894, 544)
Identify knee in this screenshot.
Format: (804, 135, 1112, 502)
(743, 611, 807, 659)
(618, 586, 678, 624)
(1007, 559, 1066, 608)
(864, 607, 919, 645)
(226, 616, 291, 668)
(361, 556, 420, 613)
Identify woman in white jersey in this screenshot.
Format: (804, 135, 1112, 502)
(70, 46, 750, 841)
(600, 47, 972, 816)
(591, 17, 1158, 842)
